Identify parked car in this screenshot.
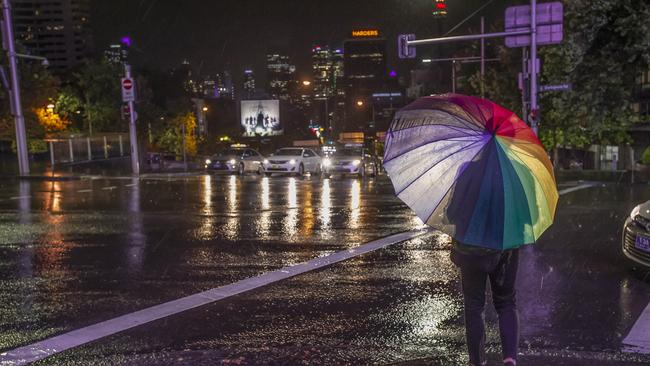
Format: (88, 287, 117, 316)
(205, 146, 265, 175)
(263, 147, 322, 176)
(322, 145, 378, 178)
(622, 201, 650, 269)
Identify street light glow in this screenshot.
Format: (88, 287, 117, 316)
(356, 100, 364, 107)
(302, 80, 312, 86)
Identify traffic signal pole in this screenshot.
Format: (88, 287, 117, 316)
(2, 0, 29, 175)
(529, 0, 539, 135)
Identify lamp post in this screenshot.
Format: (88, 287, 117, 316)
(2, 0, 29, 175)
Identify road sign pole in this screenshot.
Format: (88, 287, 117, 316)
(124, 64, 140, 175)
(2, 0, 29, 175)
(530, 0, 539, 135)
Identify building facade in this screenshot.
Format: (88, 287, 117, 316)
(343, 30, 387, 132)
(266, 50, 295, 101)
(242, 69, 256, 100)
(12, 0, 92, 72)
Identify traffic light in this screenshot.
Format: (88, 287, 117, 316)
(433, 0, 447, 17)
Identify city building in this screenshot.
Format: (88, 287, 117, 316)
(12, 0, 93, 72)
(266, 50, 295, 101)
(243, 69, 256, 100)
(343, 29, 387, 132)
(312, 45, 332, 101)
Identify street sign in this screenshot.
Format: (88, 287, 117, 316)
(398, 34, 416, 59)
(121, 77, 135, 102)
(540, 83, 571, 92)
(505, 2, 563, 48)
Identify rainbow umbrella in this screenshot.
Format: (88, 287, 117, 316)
(384, 94, 558, 250)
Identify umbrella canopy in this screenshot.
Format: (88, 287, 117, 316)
(384, 94, 558, 250)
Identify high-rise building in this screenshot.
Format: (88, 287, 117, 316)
(266, 50, 295, 101)
(343, 29, 387, 132)
(312, 45, 332, 101)
(243, 69, 256, 100)
(12, 0, 93, 72)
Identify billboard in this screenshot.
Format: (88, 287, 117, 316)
(241, 100, 282, 137)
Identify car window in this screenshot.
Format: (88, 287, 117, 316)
(275, 149, 303, 156)
(303, 150, 315, 157)
(249, 150, 260, 157)
(242, 150, 253, 157)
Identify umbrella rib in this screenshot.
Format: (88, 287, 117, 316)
(395, 137, 488, 197)
(423, 142, 490, 226)
(393, 109, 483, 133)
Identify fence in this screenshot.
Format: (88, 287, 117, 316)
(47, 133, 130, 165)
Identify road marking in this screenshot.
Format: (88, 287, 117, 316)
(8, 196, 30, 200)
(0, 229, 430, 365)
(124, 183, 138, 187)
(101, 186, 118, 191)
(623, 303, 650, 354)
(77, 189, 93, 193)
(558, 182, 599, 196)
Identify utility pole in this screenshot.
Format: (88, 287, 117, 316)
(2, 0, 29, 175)
(123, 65, 140, 175)
(481, 17, 485, 98)
(529, 0, 539, 135)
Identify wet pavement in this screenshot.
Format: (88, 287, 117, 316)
(0, 174, 649, 365)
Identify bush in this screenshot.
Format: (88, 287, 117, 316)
(641, 146, 650, 165)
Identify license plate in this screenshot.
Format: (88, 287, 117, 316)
(272, 165, 280, 169)
(635, 234, 650, 253)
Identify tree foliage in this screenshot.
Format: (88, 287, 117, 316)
(157, 112, 197, 158)
(34, 107, 70, 132)
(539, 0, 650, 150)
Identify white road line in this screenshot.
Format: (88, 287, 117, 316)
(124, 183, 138, 187)
(0, 229, 429, 366)
(101, 186, 118, 191)
(558, 182, 599, 196)
(623, 303, 650, 354)
(8, 196, 30, 200)
(77, 189, 93, 193)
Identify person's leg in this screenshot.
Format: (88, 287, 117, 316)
(460, 265, 489, 366)
(489, 249, 520, 363)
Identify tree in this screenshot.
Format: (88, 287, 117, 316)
(157, 112, 197, 158)
(34, 107, 70, 132)
(72, 60, 123, 134)
(539, 0, 650, 155)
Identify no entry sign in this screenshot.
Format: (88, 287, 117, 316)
(121, 77, 135, 102)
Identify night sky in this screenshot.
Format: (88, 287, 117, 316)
(91, 0, 520, 82)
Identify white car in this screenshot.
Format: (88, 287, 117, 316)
(263, 147, 322, 176)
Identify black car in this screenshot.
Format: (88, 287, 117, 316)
(622, 201, 650, 269)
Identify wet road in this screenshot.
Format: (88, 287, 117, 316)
(0, 174, 649, 365)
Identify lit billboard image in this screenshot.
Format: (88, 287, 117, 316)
(241, 100, 282, 136)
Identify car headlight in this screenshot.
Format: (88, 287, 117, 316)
(352, 160, 361, 166)
(289, 159, 296, 165)
(205, 159, 211, 165)
(229, 159, 236, 165)
(263, 159, 269, 165)
(631, 205, 641, 220)
(323, 158, 331, 167)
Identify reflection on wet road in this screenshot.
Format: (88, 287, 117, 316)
(0, 176, 649, 365)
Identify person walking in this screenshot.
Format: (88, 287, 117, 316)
(451, 240, 519, 366)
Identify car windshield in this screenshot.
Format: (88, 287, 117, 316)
(274, 149, 302, 156)
(215, 149, 242, 157)
(334, 148, 362, 157)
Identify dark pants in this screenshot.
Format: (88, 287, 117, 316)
(452, 249, 519, 366)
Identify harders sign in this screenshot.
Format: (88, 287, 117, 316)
(352, 29, 380, 38)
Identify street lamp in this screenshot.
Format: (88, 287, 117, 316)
(202, 106, 208, 112)
(302, 80, 312, 86)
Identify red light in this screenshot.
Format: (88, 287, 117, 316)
(436, 3, 446, 9)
